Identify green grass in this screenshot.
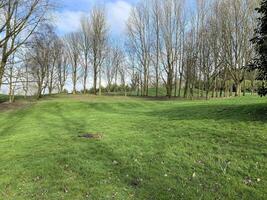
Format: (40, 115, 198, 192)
(0, 95, 266, 199)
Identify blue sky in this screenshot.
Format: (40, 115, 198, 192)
(54, 0, 196, 37)
(54, 0, 138, 37)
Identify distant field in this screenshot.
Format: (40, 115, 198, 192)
(0, 95, 266, 199)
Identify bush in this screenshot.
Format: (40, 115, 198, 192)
(79, 89, 90, 94)
(258, 86, 267, 97)
(87, 84, 132, 95)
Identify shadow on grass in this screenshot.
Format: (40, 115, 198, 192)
(74, 101, 267, 123)
(145, 103, 267, 122)
(41, 102, 267, 199)
(34, 103, 185, 199)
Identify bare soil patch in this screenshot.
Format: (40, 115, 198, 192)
(78, 133, 103, 139)
(130, 178, 142, 188)
(0, 101, 30, 112)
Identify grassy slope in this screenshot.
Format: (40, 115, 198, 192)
(0, 95, 266, 200)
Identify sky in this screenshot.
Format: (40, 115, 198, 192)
(54, 0, 138, 37)
(54, 0, 196, 38)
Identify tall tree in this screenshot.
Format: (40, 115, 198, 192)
(65, 32, 80, 94)
(127, 1, 152, 96)
(79, 16, 91, 94)
(0, 0, 51, 88)
(28, 24, 55, 99)
(89, 5, 108, 95)
(252, 0, 267, 96)
(160, 0, 183, 98)
(151, 0, 161, 97)
(220, 0, 257, 96)
(57, 48, 68, 93)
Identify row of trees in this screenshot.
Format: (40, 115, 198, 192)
(0, 0, 264, 102)
(127, 0, 259, 98)
(2, 3, 128, 101)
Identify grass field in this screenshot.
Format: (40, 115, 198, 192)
(0, 95, 266, 199)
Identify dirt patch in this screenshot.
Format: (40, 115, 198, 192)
(130, 178, 142, 188)
(0, 101, 30, 112)
(78, 133, 103, 139)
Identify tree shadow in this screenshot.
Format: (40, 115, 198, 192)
(68, 100, 267, 123)
(30, 103, 186, 199)
(145, 103, 267, 123)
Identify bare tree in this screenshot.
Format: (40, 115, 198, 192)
(0, 0, 51, 88)
(159, 0, 183, 98)
(57, 49, 68, 93)
(105, 44, 124, 93)
(127, 1, 152, 96)
(2, 0, 259, 100)
(65, 32, 80, 94)
(151, 0, 161, 97)
(219, 0, 258, 96)
(47, 36, 63, 95)
(5, 53, 21, 102)
(89, 5, 108, 95)
(79, 16, 91, 94)
(27, 24, 55, 99)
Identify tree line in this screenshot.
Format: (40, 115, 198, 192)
(0, 0, 264, 102)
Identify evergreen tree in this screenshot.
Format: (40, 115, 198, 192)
(252, 0, 267, 96)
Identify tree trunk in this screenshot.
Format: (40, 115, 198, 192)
(206, 90, 209, 100)
(83, 61, 88, 94)
(174, 63, 178, 97)
(0, 58, 7, 89)
(235, 82, 241, 97)
(93, 66, 97, 95)
(206, 81, 210, 100)
(99, 67, 102, 96)
(37, 86, 42, 100)
(178, 73, 183, 98)
(184, 79, 189, 98)
(73, 82, 76, 95)
(166, 67, 173, 98)
(49, 87, 52, 95)
(155, 69, 159, 97)
(251, 80, 254, 95)
(143, 67, 148, 96)
(9, 68, 14, 103)
(243, 80, 246, 96)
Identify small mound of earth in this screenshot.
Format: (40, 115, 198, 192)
(78, 133, 102, 139)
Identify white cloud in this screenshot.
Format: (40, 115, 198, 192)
(106, 1, 132, 36)
(54, 10, 86, 34)
(55, 0, 133, 36)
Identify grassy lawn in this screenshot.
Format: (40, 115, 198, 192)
(0, 95, 266, 199)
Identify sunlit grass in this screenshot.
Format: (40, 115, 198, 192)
(0, 95, 266, 199)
